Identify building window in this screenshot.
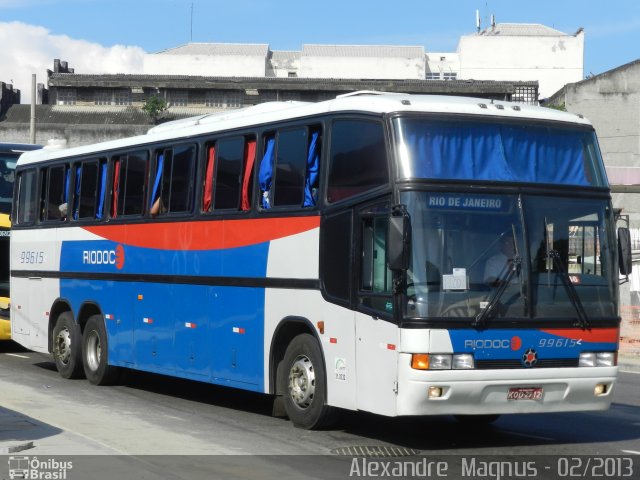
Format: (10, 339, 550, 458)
(170, 90, 188, 107)
(443, 72, 457, 81)
(205, 90, 243, 108)
(94, 90, 112, 105)
(57, 89, 77, 105)
(426, 73, 441, 80)
(114, 90, 132, 105)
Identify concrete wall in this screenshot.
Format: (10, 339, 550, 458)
(299, 56, 425, 80)
(561, 61, 640, 226)
(144, 54, 267, 77)
(0, 123, 149, 148)
(458, 31, 584, 98)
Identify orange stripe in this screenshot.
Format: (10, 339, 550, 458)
(541, 328, 619, 343)
(84, 216, 320, 251)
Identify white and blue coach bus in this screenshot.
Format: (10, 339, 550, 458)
(10, 92, 631, 429)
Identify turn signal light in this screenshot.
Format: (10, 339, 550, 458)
(411, 354, 430, 370)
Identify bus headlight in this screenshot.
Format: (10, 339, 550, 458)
(429, 354, 452, 370)
(579, 351, 617, 367)
(453, 354, 475, 369)
(411, 353, 475, 370)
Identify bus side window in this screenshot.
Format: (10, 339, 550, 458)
(40, 165, 67, 221)
(116, 151, 148, 217)
(258, 135, 275, 208)
(259, 126, 319, 209)
(16, 169, 38, 225)
(327, 120, 387, 203)
(214, 137, 245, 210)
(74, 161, 101, 220)
(150, 145, 196, 217)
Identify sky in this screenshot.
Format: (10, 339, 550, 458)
(1, 0, 640, 103)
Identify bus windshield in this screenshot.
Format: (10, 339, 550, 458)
(0, 153, 17, 215)
(394, 117, 608, 187)
(403, 191, 617, 322)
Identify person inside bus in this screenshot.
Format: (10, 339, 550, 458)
(150, 196, 166, 217)
(0, 162, 12, 198)
(484, 234, 515, 286)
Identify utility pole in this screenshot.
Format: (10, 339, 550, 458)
(190, 2, 193, 42)
(30, 74, 36, 144)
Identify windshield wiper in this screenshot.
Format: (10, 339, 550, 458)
(472, 255, 521, 329)
(547, 250, 591, 329)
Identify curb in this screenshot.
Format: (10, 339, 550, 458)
(0, 441, 34, 454)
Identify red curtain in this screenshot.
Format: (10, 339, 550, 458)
(111, 159, 120, 218)
(202, 145, 215, 211)
(241, 139, 256, 211)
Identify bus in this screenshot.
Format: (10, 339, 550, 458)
(0, 143, 41, 340)
(10, 93, 631, 429)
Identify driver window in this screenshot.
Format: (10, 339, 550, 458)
(360, 208, 393, 316)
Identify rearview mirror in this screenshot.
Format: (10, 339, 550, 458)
(618, 227, 633, 275)
(387, 205, 410, 271)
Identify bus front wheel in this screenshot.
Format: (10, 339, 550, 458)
(52, 312, 84, 379)
(82, 315, 120, 385)
(281, 333, 337, 429)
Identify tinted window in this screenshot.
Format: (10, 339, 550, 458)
(115, 151, 148, 217)
(215, 138, 244, 209)
(150, 146, 195, 216)
(328, 120, 387, 203)
(16, 169, 38, 225)
(41, 165, 67, 221)
(76, 162, 99, 219)
(273, 128, 307, 207)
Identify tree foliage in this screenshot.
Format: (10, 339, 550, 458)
(141, 96, 168, 124)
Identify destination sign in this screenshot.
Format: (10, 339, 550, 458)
(427, 194, 509, 212)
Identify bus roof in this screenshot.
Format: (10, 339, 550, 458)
(16, 92, 592, 166)
(0, 143, 42, 155)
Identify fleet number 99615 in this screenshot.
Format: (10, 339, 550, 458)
(19, 250, 45, 264)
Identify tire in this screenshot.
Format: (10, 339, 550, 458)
(52, 312, 84, 379)
(82, 314, 120, 385)
(454, 414, 500, 425)
(280, 333, 337, 429)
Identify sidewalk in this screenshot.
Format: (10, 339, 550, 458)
(619, 353, 640, 372)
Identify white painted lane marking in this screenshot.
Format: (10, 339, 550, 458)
(619, 369, 640, 375)
(5, 353, 30, 359)
(621, 450, 640, 455)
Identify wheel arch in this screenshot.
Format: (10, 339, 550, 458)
(268, 316, 324, 395)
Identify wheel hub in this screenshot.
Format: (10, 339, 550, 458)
(54, 328, 71, 365)
(85, 330, 102, 372)
(288, 355, 315, 409)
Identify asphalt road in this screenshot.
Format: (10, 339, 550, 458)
(1, 340, 639, 479)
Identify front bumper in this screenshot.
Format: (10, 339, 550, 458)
(397, 353, 616, 416)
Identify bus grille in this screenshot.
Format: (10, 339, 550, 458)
(475, 358, 579, 369)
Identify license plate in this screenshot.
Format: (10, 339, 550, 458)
(507, 387, 543, 401)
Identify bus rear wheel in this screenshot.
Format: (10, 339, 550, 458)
(281, 333, 337, 429)
(52, 312, 84, 379)
(82, 315, 120, 385)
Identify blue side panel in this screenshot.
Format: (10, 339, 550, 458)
(59, 239, 269, 392)
(448, 329, 617, 362)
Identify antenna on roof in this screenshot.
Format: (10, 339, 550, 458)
(476, 9, 481, 32)
(491, 14, 496, 28)
(190, 2, 194, 42)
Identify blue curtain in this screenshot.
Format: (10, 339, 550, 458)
(404, 122, 591, 186)
(72, 165, 81, 220)
(150, 153, 164, 209)
(96, 162, 107, 219)
(304, 131, 320, 207)
(258, 137, 275, 208)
